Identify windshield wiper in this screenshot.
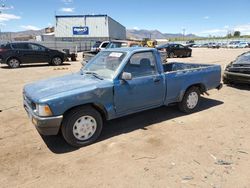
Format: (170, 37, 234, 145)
(83, 71, 103, 80)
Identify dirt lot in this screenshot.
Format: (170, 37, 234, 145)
(0, 48, 249, 188)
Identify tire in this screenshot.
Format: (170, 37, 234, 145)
(70, 54, 76, 61)
(169, 52, 175, 58)
(61, 106, 103, 147)
(51, 56, 63, 66)
(7, 58, 20, 68)
(178, 87, 200, 113)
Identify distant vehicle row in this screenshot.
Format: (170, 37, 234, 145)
(192, 41, 250, 48)
(89, 41, 192, 58)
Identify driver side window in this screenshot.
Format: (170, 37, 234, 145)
(123, 52, 157, 78)
(28, 44, 46, 51)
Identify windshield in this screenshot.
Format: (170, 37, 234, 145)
(82, 51, 126, 79)
(93, 42, 101, 47)
(106, 42, 123, 49)
(234, 52, 250, 64)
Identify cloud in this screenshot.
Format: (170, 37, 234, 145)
(233, 23, 250, 35)
(133, 26, 139, 30)
(0, 5, 14, 10)
(60, 7, 75, 12)
(62, 0, 73, 4)
(21, 25, 40, 30)
(0, 13, 21, 22)
(203, 16, 210, 20)
(199, 23, 250, 36)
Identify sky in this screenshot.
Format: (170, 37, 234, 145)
(0, 0, 250, 36)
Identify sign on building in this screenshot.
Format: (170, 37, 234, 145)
(72, 26, 89, 35)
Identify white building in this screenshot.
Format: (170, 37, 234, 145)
(55, 14, 126, 41)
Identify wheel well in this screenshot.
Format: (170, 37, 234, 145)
(63, 103, 108, 121)
(6, 56, 22, 64)
(186, 83, 206, 94)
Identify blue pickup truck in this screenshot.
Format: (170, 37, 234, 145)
(23, 48, 222, 147)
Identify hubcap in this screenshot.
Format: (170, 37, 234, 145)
(9, 59, 19, 68)
(186, 92, 198, 109)
(73, 116, 97, 141)
(53, 57, 62, 65)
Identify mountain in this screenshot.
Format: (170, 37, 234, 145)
(126, 29, 166, 39)
(0, 28, 199, 41)
(0, 29, 45, 41)
(126, 29, 199, 40)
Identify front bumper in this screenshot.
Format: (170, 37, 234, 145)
(223, 71, 250, 84)
(23, 99, 63, 135)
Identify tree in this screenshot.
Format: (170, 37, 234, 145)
(226, 33, 232, 38)
(233, 31, 241, 37)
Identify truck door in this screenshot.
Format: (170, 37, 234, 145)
(114, 51, 165, 115)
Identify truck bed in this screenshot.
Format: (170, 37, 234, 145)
(162, 62, 221, 105)
(163, 62, 211, 72)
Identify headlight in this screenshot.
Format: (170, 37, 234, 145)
(35, 104, 53, 117)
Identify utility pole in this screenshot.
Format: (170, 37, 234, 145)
(182, 28, 186, 41)
(0, 2, 6, 42)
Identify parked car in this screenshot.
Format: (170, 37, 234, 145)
(90, 41, 110, 53)
(238, 42, 249, 48)
(0, 42, 67, 68)
(84, 40, 141, 62)
(157, 43, 192, 58)
(223, 51, 250, 84)
(207, 43, 220, 49)
(106, 40, 141, 49)
(192, 44, 203, 48)
(227, 41, 241, 48)
(23, 47, 222, 147)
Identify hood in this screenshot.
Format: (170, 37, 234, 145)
(24, 72, 107, 102)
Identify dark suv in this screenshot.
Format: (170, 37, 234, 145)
(0, 42, 67, 68)
(157, 43, 192, 58)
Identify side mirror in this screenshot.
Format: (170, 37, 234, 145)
(121, 72, 132, 80)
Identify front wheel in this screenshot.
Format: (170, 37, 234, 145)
(178, 87, 200, 113)
(61, 106, 103, 147)
(51, 57, 63, 66)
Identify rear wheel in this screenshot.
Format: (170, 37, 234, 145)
(178, 87, 200, 113)
(51, 56, 63, 66)
(8, 58, 20, 68)
(61, 106, 103, 147)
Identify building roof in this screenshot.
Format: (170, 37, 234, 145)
(55, 14, 108, 18)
